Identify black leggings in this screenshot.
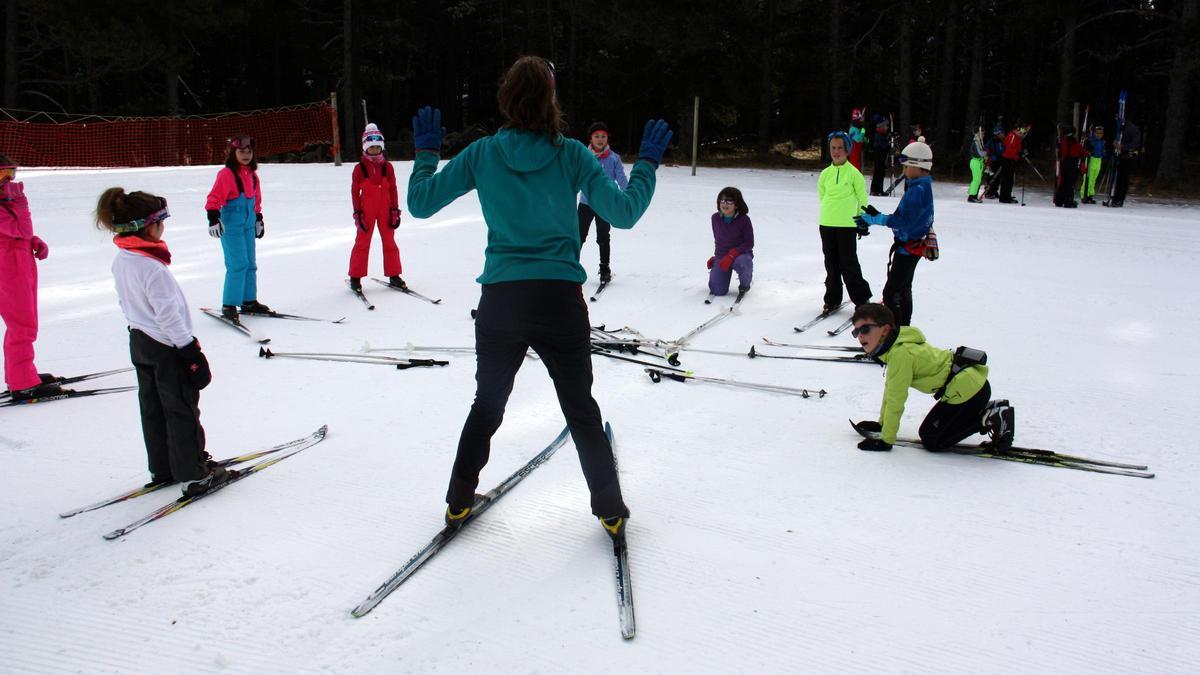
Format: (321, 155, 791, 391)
(919, 380, 991, 451)
(882, 245, 920, 326)
(448, 280, 627, 518)
(577, 204, 612, 265)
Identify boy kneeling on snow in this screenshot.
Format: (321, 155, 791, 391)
(850, 303, 1015, 453)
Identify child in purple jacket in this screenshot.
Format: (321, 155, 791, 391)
(578, 121, 629, 283)
(707, 187, 754, 296)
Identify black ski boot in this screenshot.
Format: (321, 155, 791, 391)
(981, 400, 1016, 452)
(444, 493, 482, 531)
(388, 276, 408, 290)
(599, 264, 612, 283)
(10, 381, 69, 403)
(967, 195, 982, 203)
(600, 515, 627, 540)
(221, 305, 239, 320)
(1082, 196, 1096, 205)
(241, 300, 271, 314)
(349, 277, 363, 291)
(181, 465, 239, 498)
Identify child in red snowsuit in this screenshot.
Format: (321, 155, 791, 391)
(348, 123, 402, 290)
(0, 155, 61, 402)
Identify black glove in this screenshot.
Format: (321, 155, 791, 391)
(858, 438, 892, 452)
(353, 210, 366, 232)
(857, 420, 883, 433)
(177, 338, 212, 390)
(855, 217, 870, 237)
(863, 204, 881, 217)
(389, 208, 401, 230)
(255, 213, 265, 239)
(206, 209, 221, 226)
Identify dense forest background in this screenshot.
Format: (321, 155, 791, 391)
(2, 0, 1197, 184)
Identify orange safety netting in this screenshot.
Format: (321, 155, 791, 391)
(0, 101, 338, 168)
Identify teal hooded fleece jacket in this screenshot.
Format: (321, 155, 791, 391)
(407, 127, 657, 284)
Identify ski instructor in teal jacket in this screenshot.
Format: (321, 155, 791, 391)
(407, 56, 672, 542)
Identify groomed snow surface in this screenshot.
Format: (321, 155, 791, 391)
(1, 162, 1197, 674)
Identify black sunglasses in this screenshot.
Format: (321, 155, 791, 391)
(851, 323, 881, 338)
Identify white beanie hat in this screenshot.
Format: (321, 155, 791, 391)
(900, 136, 933, 170)
(362, 123, 385, 153)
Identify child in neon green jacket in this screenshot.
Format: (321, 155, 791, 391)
(849, 303, 1014, 453)
(816, 131, 871, 312)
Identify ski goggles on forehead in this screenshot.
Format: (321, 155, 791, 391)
(364, 134, 384, 142)
(113, 197, 169, 234)
(851, 323, 881, 338)
(229, 135, 255, 149)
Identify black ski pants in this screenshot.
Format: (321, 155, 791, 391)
(871, 150, 888, 194)
(919, 381, 991, 451)
(1112, 155, 1134, 204)
(448, 280, 628, 519)
(998, 157, 1017, 200)
(577, 203, 612, 267)
(882, 245, 920, 327)
(819, 226, 872, 307)
(130, 329, 208, 483)
(1054, 162, 1080, 206)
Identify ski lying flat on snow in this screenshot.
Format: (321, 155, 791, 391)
(794, 302, 848, 333)
(259, 347, 448, 369)
(348, 281, 375, 310)
(848, 421, 1152, 478)
(199, 308, 270, 343)
(102, 425, 329, 540)
(0, 385, 137, 408)
(761, 337, 861, 352)
(370, 278, 442, 304)
(1, 367, 133, 401)
(60, 426, 327, 518)
(605, 422, 636, 640)
(239, 309, 346, 324)
(646, 367, 826, 398)
(351, 426, 571, 618)
(826, 317, 854, 336)
(590, 278, 611, 302)
(748, 345, 873, 364)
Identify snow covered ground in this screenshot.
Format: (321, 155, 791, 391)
(1, 161, 1198, 673)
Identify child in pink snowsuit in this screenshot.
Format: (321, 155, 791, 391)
(348, 123, 402, 290)
(0, 156, 59, 401)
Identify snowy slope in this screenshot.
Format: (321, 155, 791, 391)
(1, 162, 1197, 674)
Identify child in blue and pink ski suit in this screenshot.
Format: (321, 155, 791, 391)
(205, 136, 268, 319)
(0, 155, 60, 401)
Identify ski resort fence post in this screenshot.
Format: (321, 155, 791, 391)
(330, 92, 342, 166)
(692, 96, 700, 176)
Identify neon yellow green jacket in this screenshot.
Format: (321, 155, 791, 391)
(876, 327, 989, 444)
(816, 161, 868, 227)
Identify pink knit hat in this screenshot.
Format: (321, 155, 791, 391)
(362, 123, 385, 153)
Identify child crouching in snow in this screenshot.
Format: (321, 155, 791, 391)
(707, 187, 753, 297)
(97, 187, 234, 497)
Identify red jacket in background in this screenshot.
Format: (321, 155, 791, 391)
(1002, 131, 1023, 160)
(1059, 138, 1086, 160)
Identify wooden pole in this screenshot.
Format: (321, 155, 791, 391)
(330, 92, 342, 166)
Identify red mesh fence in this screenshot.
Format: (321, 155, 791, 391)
(0, 101, 338, 168)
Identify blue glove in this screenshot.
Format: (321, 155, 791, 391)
(858, 210, 888, 226)
(412, 106, 445, 152)
(637, 119, 672, 167)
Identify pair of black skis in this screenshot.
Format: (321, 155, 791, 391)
(849, 420, 1152, 479)
(351, 423, 636, 640)
(794, 301, 854, 336)
(56, 426, 329, 538)
(0, 367, 136, 408)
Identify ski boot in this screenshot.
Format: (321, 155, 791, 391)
(999, 197, 1019, 204)
(444, 494, 482, 531)
(1064, 201, 1078, 208)
(980, 400, 1016, 453)
(220, 305, 239, 320)
(388, 276, 408, 290)
(967, 195, 983, 203)
(10, 381, 69, 403)
(600, 515, 626, 540)
(1082, 196, 1096, 205)
(349, 277, 363, 291)
(1103, 200, 1123, 208)
(181, 465, 239, 498)
(241, 300, 272, 314)
(599, 264, 612, 284)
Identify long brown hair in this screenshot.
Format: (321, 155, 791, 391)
(497, 56, 565, 141)
(95, 187, 162, 234)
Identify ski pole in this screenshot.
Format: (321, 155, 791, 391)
(644, 368, 826, 398)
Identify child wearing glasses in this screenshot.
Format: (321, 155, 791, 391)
(0, 155, 60, 402)
(817, 131, 871, 313)
(578, 121, 628, 284)
(97, 187, 234, 496)
(707, 187, 754, 297)
(850, 302, 1014, 453)
(349, 123, 403, 290)
(854, 137, 937, 326)
(205, 135, 269, 320)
